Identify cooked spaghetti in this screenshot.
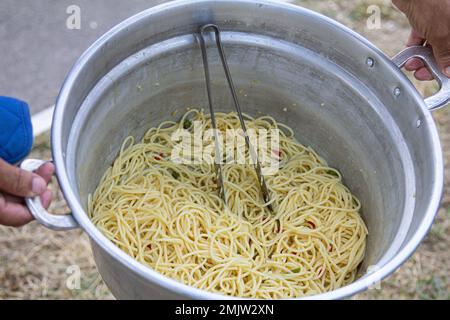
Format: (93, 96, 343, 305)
(88, 109, 367, 299)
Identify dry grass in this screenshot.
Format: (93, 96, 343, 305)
(0, 0, 448, 299)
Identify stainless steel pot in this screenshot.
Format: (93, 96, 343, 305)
(21, 0, 449, 299)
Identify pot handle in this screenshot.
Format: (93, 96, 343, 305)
(20, 159, 79, 231)
(392, 46, 450, 111)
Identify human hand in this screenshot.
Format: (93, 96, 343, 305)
(393, 0, 450, 80)
(0, 159, 54, 227)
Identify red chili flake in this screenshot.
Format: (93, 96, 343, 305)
(306, 220, 316, 229)
(154, 152, 164, 160)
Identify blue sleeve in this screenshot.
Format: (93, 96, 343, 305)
(0, 96, 33, 164)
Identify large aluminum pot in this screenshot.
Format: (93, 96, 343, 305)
(21, 0, 449, 299)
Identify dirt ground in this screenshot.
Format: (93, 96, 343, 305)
(0, 0, 448, 299)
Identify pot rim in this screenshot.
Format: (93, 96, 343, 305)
(52, 0, 444, 299)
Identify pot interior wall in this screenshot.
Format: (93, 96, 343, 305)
(68, 34, 414, 277)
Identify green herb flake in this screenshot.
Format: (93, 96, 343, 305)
(168, 169, 180, 180)
(183, 119, 192, 130)
(327, 170, 339, 178)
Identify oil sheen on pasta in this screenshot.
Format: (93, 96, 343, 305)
(88, 110, 367, 299)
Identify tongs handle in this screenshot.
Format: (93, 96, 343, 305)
(199, 24, 273, 212)
(198, 25, 227, 205)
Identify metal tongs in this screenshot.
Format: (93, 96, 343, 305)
(198, 24, 273, 212)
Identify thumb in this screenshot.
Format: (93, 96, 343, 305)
(432, 42, 450, 77)
(0, 158, 47, 197)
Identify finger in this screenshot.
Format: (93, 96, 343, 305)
(405, 58, 424, 71)
(2, 193, 24, 204)
(0, 158, 47, 197)
(4, 188, 52, 208)
(406, 29, 426, 47)
(40, 190, 53, 209)
(403, 29, 426, 73)
(1, 188, 52, 223)
(35, 162, 55, 184)
(414, 67, 434, 81)
(0, 193, 34, 227)
(432, 43, 450, 77)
